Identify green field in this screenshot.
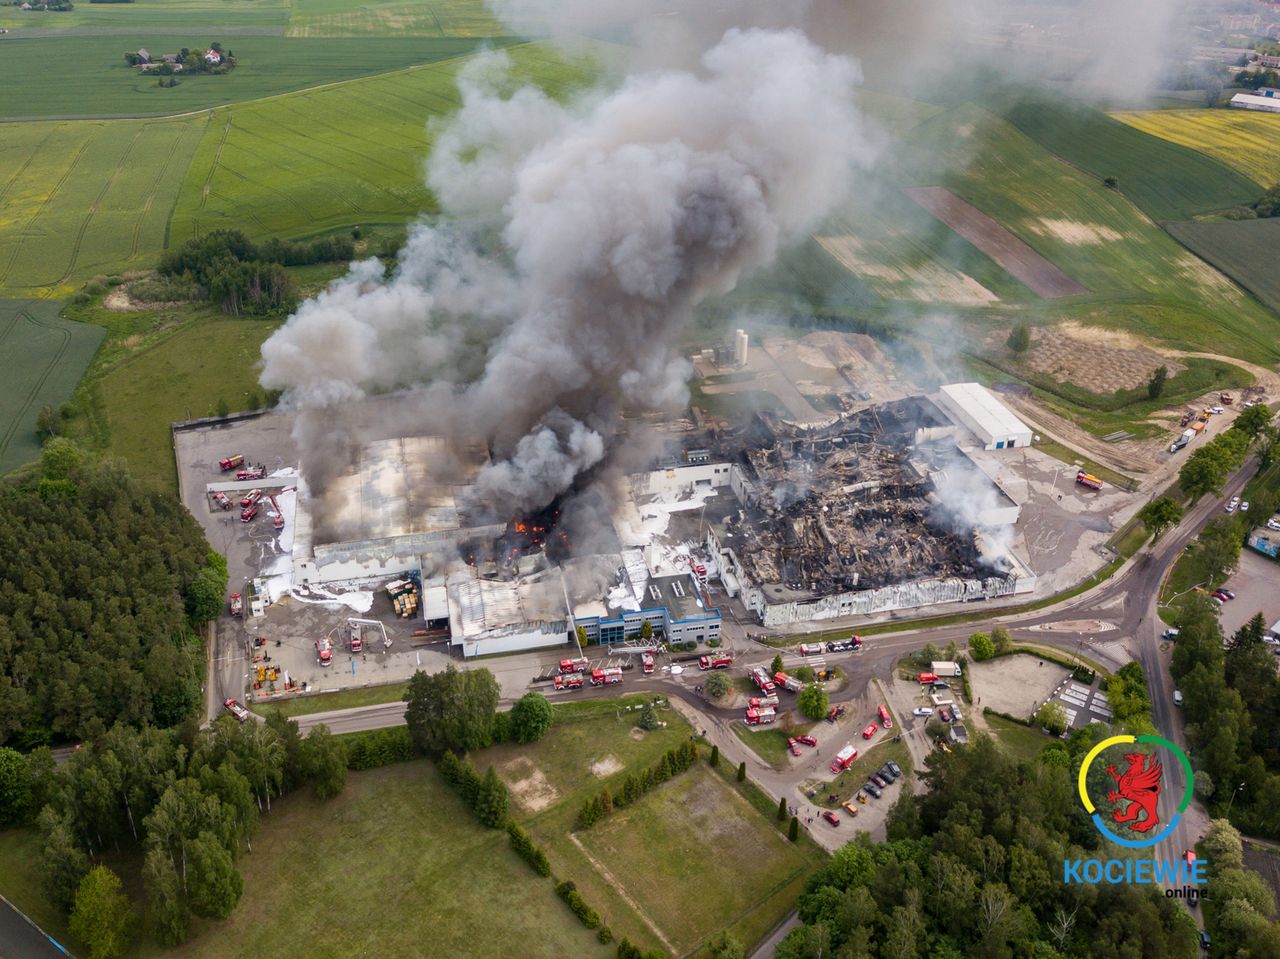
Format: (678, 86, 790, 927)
(730, 720, 819, 767)
(580, 766, 815, 956)
(1166, 217, 1280, 316)
(0, 299, 104, 472)
(0, 0, 290, 34)
(484, 702, 822, 955)
(1111, 108, 1280, 189)
(1002, 98, 1261, 221)
(0, 35, 499, 119)
(168, 41, 589, 243)
(286, 0, 510, 37)
(93, 315, 280, 485)
(0, 116, 205, 297)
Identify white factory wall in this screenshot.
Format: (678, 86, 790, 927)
(749, 571, 1036, 627)
(636, 462, 735, 497)
(456, 626, 569, 659)
(978, 502, 1021, 527)
(295, 552, 422, 587)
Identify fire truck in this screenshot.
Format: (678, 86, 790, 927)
(240, 488, 263, 508)
(240, 502, 259, 523)
(878, 704, 893, 728)
(229, 593, 243, 617)
(211, 491, 232, 510)
(553, 673, 584, 691)
(773, 671, 803, 693)
(798, 643, 824, 655)
(236, 464, 267, 481)
(315, 636, 333, 667)
(749, 694, 780, 709)
(750, 666, 777, 693)
(699, 654, 733, 670)
(267, 492, 285, 530)
(218, 454, 244, 472)
(590, 667, 623, 686)
(744, 706, 776, 725)
(349, 625, 363, 653)
(559, 657, 590, 674)
(830, 744, 858, 772)
(1075, 470, 1103, 491)
(642, 653, 655, 674)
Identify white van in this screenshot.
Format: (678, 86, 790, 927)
(1173, 690, 1183, 707)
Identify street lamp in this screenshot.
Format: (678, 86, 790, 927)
(1226, 781, 1246, 818)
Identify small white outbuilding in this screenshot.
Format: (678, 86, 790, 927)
(936, 382, 1033, 451)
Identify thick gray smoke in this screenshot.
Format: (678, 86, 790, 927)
(926, 449, 1016, 568)
(261, 27, 874, 525)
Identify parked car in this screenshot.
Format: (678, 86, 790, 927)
(913, 706, 934, 717)
(787, 737, 802, 756)
(1212, 590, 1230, 602)
(1241, 501, 1250, 512)
(1225, 500, 1237, 514)
(1211, 595, 1225, 606)
(1162, 628, 1180, 641)
(822, 810, 841, 827)
(938, 706, 954, 723)
(862, 723, 878, 739)
(869, 773, 887, 788)
(877, 765, 896, 783)
(855, 790, 867, 804)
(1199, 930, 1211, 951)
(887, 760, 903, 778)
(932, 681, 950, 690)
(1209, 405, 1225, 414)
(798, 735, 817, 747)
(863, 783, 882, 799)
(1267, 519, 1280, 531)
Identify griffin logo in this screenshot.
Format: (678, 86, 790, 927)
(1104, 752, 1162, 833)
(1078, 734, 1191, 850)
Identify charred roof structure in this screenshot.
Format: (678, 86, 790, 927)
(641, 397, 1035, 627)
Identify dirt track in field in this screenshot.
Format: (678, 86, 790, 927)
(904, 186, 1089, 298)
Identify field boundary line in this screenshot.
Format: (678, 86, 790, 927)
(130, 123, 188, 262)
(0, 123, 56, 209)
(0, 138, 91, 286)
(55, 127, 144, 287)
(199, 110, 233, 212)
(567, 832, 678, 955)
(0, 307, 70, 461)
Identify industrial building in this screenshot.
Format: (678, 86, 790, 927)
(1230, 92, 1280, 114)
(935, 382, 1033, 450)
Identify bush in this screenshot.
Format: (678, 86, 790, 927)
(343, 726, 415, 770)
(797, 683, 829, 721)
(555, 880, 602, 929)
(598, 926, 614, 944)
(788, 816, 800, 842)
(970, 633, 996, 661)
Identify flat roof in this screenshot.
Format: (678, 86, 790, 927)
(1230, 92, 1280, 110)
(938, 383, 1030, 439)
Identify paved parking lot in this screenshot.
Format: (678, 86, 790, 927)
(1220, 548, 1280, 639)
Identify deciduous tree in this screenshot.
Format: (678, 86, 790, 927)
(797, 683, 829, 721)
(509, 692, 554, 744)
(403, 665, 500, 754)
(300, 725, 347, 800)
(69, 866, 135, 959)
(1138, 496, 1184, 543)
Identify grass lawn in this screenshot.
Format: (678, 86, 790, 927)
(731, 719, 818, 768)
(250, 681, 408, 717)
(94, 316, 281, 486)
(579, 766, 817, 957)
(822, 737, 914, 807)
(1110, 109, 1280, 189)
(0, 299, 104, 473)
(0, 116, 206, 297)
(0, 0, 290, 34)
(126, 761, 610, 959)
(983, 712, 1055, 764)
(287, 0, 509, 37)
(0, 829, 77, 951)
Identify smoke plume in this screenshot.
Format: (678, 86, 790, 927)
(261, 27, 875, 526)
(926, 448, 1016, 568)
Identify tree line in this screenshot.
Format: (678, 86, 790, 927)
(774, 734, 1199, 959)
(0, 443, 226, 748)
(1178, 403, 1275, 500)
(0, 711, 346, 954)
(158, 229, 356, 316)
(1171, 599, 1280, 840)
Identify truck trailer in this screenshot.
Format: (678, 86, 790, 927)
(774, 671, 803, 693)
(1075, 470, 1103, 491)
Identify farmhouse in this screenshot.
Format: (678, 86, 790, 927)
(1258, 54, 1280, 69)
(1230, 92, 1280, 114)
(135, 47, 151, 64)
(204, 49, 222, 64)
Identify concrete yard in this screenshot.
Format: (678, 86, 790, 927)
(1219, 547, 1280, 639)
(968, 655, 1069, 721)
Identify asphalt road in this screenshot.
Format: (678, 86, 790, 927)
(0, 896, 70, 959)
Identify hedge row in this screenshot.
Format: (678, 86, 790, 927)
(507, 821, 551, 877)
(555, 880, 601, 930)
(575, 740, 699, 830)
(438, 750, 509, 828)
(343, 726, 416, 771)
(982, 706, 1033, 728)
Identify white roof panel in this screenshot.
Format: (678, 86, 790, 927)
(939, 383, 1029, 439)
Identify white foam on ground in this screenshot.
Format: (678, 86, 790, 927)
(269, 466, 299, 478)
(288, 586, 374, 613)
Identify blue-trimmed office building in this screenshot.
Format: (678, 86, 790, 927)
(576, 571, 721, 646)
